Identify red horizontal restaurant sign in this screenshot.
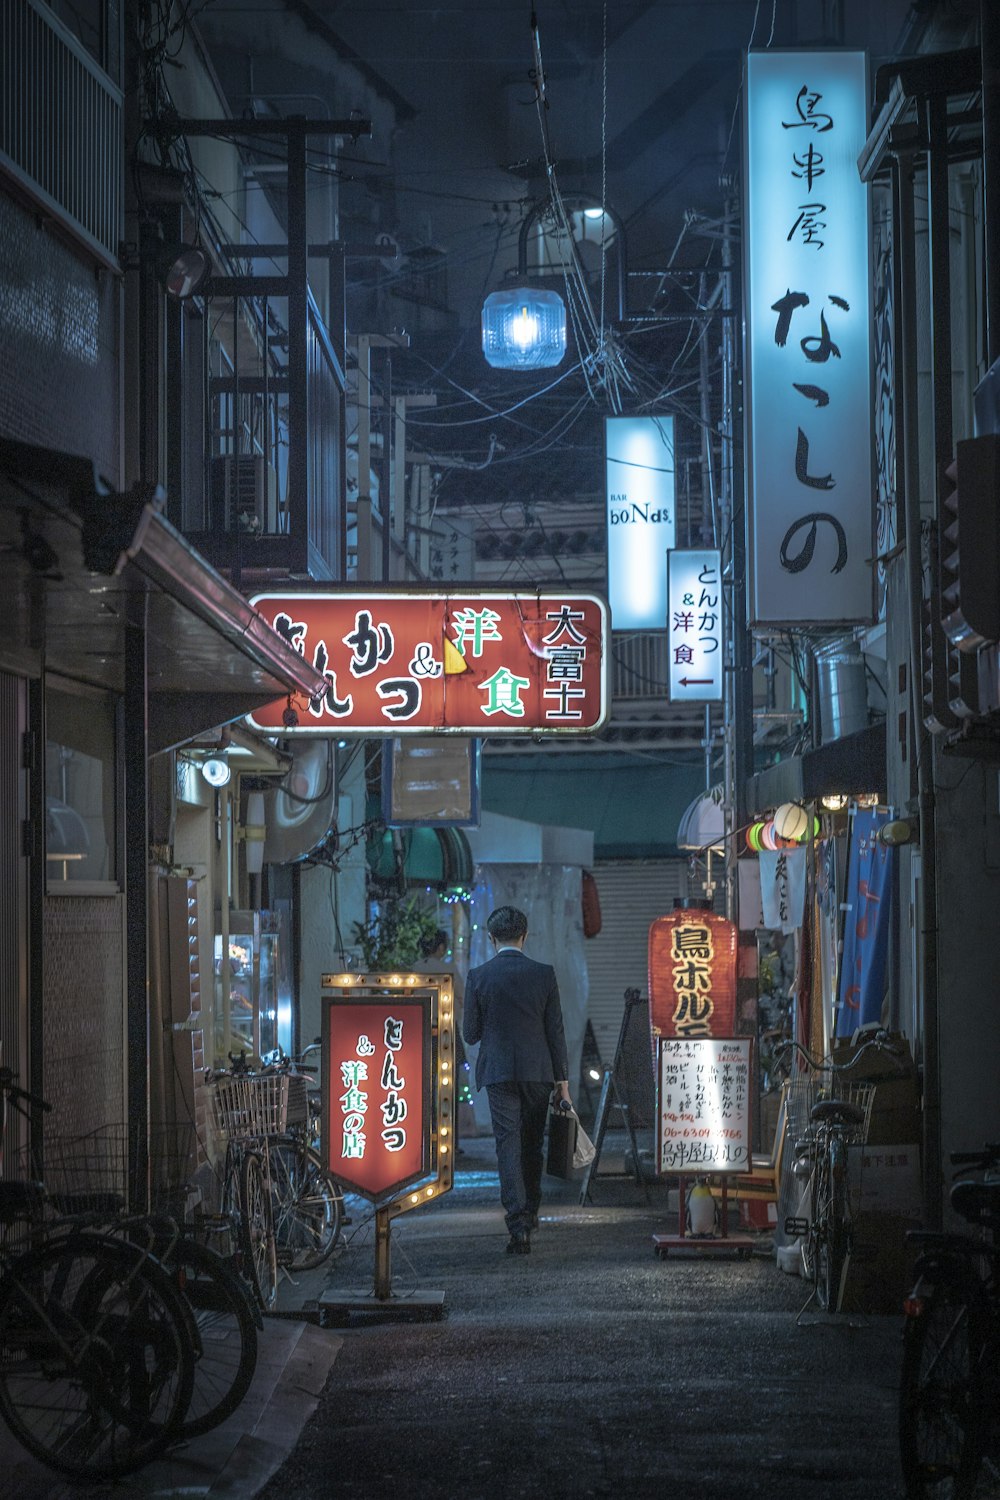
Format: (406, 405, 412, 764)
(246, 590, 609, 734)
(323, 999, 429, 1201)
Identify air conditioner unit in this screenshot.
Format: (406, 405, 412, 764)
(209, 456, 279, 534)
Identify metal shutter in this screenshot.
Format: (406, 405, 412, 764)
(584, 859, 688, 1067)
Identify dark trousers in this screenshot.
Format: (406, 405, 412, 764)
(485, 1081, 552, 1234)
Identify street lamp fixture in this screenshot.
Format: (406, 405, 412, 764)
(481, 286, 567, 370)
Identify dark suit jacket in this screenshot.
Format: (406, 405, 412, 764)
(463, 949, 568, 1090)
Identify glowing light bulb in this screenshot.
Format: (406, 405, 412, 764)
(510, 306, 538, 350)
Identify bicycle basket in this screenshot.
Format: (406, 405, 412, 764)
(15, 1121, 199, 1220)
(828, 1081, 877, 1146)
(209, 1073, 308, 1139)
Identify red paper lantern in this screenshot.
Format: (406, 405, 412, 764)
(648, 909, 738, 1042)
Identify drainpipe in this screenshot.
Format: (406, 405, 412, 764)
(983, 1, 1000, 368)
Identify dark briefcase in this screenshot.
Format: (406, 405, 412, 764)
(546, 1106, 577, 1179)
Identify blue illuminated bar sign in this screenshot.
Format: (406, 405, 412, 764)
(743, 51, 874, 626)
(605, 416, 676, 631)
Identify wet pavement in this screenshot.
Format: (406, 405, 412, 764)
(0, 1138, 953, 1499)
(257, 1137, 912, 1500)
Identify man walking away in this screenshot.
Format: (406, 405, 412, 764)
(463, 905, 572, 1255)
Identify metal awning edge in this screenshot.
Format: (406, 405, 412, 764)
(121, 506, 328, 703)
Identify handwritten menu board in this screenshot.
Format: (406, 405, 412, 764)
(656, 1037, 752, 1176)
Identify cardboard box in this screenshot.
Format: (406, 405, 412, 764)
(843, 1211, 917, 1314)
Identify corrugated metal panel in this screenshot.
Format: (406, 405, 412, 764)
(0, 0, 123, 267)
(585, 858, 688, 1066)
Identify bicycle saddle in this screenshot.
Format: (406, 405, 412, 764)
(0, 1179, 46, 1225)
(951, 1178, 1000, 1231)
(809, 1098, 866, 1127)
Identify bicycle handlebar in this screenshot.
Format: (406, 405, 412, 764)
(773, 1031, 906, 1075)
(0, 1066, 52, 1112)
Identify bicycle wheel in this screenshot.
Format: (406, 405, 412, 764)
(238, 1151, 278, 1311)
(0, 1235, 193, 1480)
(899, 1279, 985, 1500)
(270, 1141, 343, 1270)
(164, 1237, 259, 1438)
(816, 1145, 848, 1313)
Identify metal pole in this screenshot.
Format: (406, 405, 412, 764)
(920, 97, 953, 1227)
(356, 335, 372, 581)
(374, 1205, 392, 1300)
(287, 122, 309, 575)
(124, 610, 150, 1212)
(983, 0, 1000, 366)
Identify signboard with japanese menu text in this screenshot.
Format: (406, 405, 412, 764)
(656, 1036, 752, 1175)
(743, 51, 874, 625)
(246, 590, 609, 734)
(322, 998, 430, 1202)
(667, 550, 723, 701)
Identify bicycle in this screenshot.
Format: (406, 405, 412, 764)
(0, 1071, 196, 1480)
(779, 1032, 902, 1315)
(260, 1044, 344, 1269)
(898, 1143, 1000, 1500)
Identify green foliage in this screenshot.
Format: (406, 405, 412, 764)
(352, 896, 441, 971)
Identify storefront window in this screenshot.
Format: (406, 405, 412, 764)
(45, 681, 117, 885)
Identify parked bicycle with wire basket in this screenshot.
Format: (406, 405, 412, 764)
(259, 1044, 345, 1266)
(777, 1032, 901, 1315)
(0, 1070, 197, 1480)
(207, 1054, 344, 1306)
(899, 1142, 1000, 1500)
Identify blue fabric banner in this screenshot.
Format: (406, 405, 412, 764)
(836, 808, 895, 1038)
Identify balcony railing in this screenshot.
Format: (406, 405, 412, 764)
(0, 0, 122, 267)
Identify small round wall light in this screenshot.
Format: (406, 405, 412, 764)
(201, 756, 231, 788)
(160, 243, 211, 301)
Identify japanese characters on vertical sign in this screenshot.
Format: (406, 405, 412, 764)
(648, 910, 738, 1043)
(743, 51, 874, 625)
(667, 550, 723, 701)
(656, 1037, 752, 1175)
(605, 416, 676, 630)
(245, 591, 608, 734)
(323, 1000, 428, 1200)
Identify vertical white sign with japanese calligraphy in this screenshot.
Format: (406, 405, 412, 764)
(667, 550, 723, 700)
(605, 416, 676, 630)
(744, 51, 874, 625)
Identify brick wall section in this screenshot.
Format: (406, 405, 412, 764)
(43, 894, 125, 1138)
(0, 192, 120, 481)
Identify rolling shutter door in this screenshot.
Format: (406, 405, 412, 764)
(584, 859, 688, 1067)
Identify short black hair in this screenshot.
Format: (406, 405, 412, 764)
(487, 906, 527, 943)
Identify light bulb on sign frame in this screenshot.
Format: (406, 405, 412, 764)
(201, 757, 231, 788)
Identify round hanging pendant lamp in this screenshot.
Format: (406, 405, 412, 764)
(481, 287, 567, 370)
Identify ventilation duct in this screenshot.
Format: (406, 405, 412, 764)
(262, 740, 337, 865)
(813, 636, 869, 745)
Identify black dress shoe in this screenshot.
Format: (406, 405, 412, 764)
(505, 1230, 531, 1255)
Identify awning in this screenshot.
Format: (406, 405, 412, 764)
(745, 721, 886, 815)
(0, 438, 327, 751)
(367, 823, 474, 890)
(676, 785, 725, 853)
(482, 752, 707, 859)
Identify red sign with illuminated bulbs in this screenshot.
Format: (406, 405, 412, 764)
(323, 1000, 430, 1201)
